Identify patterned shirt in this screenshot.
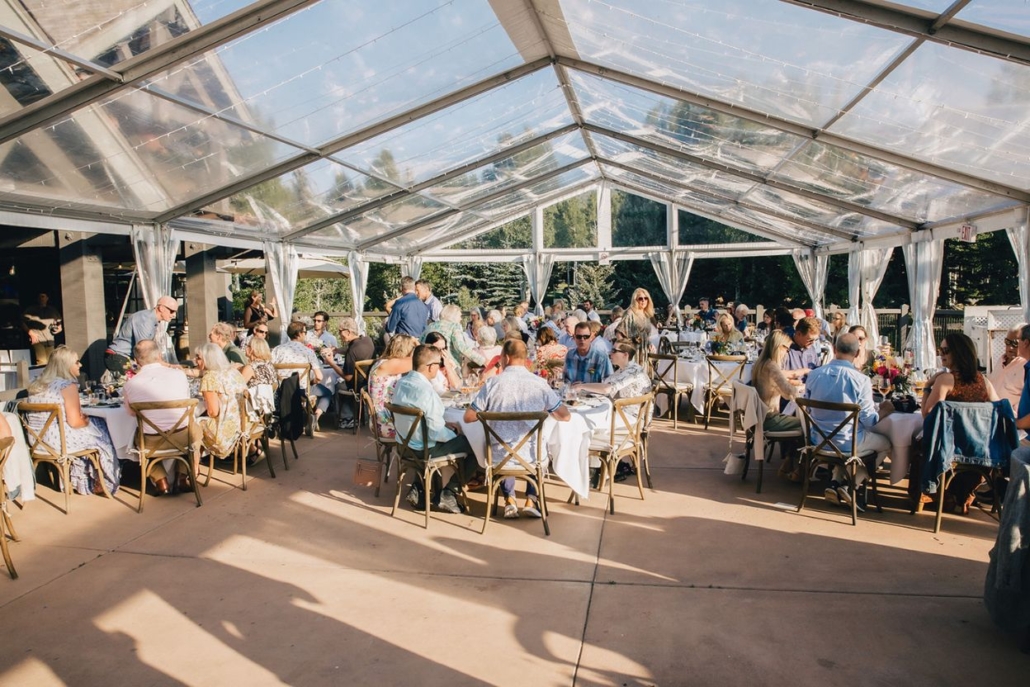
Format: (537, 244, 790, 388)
(564, 347, 614, 384)
(471, 366, 562, 464)
(605, 361, 651, 401)
(272, 340, 321, 385)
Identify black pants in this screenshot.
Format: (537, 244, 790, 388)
(105, 351, 132, 374)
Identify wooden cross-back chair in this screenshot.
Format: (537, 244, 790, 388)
(336, 359, 374, 434)
(129, 399, 202, 512)
(477, 411, 550, 536)
(648, 353, 693, 429)
(589, 394, 653, 515)
(0, 436, 20, 579)
(704, 354, 747, 429)
(361, 389, 393, 498)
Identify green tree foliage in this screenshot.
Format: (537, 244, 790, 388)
(612, 191, 666, 247)
(544, 192, 596, 248)
(567, 263, 619, 308)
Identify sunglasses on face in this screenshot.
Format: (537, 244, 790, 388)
(939, 347, 950, 354)
(255, 329, 268, 335)
(574, 334, 591, 340)
(636, 297, 649, 302)
(158, 304, 176, 315)
(1005, 338, 1019, 347)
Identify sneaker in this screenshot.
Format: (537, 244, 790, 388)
(338, 418, 357, 430)
(503, 499, 520, 519)
(406, 484, 425, 512)
(836, 485, 866, 513)
(522, 500, 542, 518)
(435, 489, 463, 514)
(824, 480, 841, 506)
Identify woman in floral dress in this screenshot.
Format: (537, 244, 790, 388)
(195, 343, 247, 460)
(532, 326, 567, 388)
(367, 334, 417, 439)
(25, 347, 120, 495)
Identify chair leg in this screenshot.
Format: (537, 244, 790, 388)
(202, 452, 213, 487)
(641, 433, 653, 490)
(262, 436, 276, 479)
(535, 471, 550, 536)
(482, 473, 495, 534)
(756, 456, 765, 494)
(390, 463, 407, 518)
(138, 458, 148, 513)
(240, 442, 248, 492)
(848, 462, 858, 526)
(934, 471, 950, 534)
(62, 462, 71, 514)
(796, 453, 810, 513)
(634, 453, 645, 500)
(422, 465, 433, 529)
(0, 513, 15, 580)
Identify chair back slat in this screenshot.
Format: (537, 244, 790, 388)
(17, 402, 66, 460)
(706, 355, 747, 393)
(385, 402, 429, 461)
(476, 411, 548, 474)
(130, 399, 199, 456)
(647, 353, 680, 391)
(607, 394, 652, 455)
(795, 398, 861, 461)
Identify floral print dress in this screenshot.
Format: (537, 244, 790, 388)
(200, 368, 248, 457)
(368, 363, 404, 439)
(26, 379, 120, 495)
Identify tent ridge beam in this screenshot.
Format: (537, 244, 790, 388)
(601, 157, 856, 242)
(153, 57, 554, 224)
(354, 158, 592, 251)
(0, 0, 322, 145)
(587, 123, 917, 229)
(283, 122, 581, 241)
(0, 26, 123, 81)
(560, 56, 1030, 203)
(780, 0, 1030, 67)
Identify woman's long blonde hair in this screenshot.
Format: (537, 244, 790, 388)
(753, 330, 791, 380)
(29, 346, 79, 395)
(629, 287, 655, 319)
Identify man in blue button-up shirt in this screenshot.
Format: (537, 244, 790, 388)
(391, 344, 476, 513)
(565, 322, 613, 384)
(804, 332, 892, 509)
(385, 277, 430, 340)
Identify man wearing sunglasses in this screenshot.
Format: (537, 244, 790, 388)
(564, 322, 613, 384)
(106, 295, 178, 373)
(986, 325, 1027, 412)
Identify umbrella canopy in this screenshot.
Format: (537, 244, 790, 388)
(218, 257, 349, 280)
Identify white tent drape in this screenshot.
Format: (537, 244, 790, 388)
(348, 251, 369, 334)
(791, 249, 829, 319)
(648, 250, 695, 320)
(401, 256, 423, 282)
(847, 247, 893, 345)
(1007, 218, 1030, 324)
(264, 241, 298, 334)
(902, 235, 945, 370)
(521, 254, 555, 316)
(131, 224, 178, 310)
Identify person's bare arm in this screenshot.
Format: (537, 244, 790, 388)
(203, 389, 220, 418)
(551, 404, 571, 422)
(61, 385, 89, 428)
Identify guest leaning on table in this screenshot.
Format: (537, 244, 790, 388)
(123, 340, 199, 495)
(464, 340, 570, 519)
(391, 345, 477, 515)
(803, 333, 893, 512)
(26, 347, 120, 495)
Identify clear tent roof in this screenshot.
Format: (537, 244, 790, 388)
(0, 0, 1028, 261)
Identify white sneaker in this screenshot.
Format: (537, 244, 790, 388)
(522, 500, 542, 519)
(824, 481, 841, 506)
(503, 499, 519, 519)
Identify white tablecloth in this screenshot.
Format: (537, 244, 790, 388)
(655, 358, 753, 413)
(2, 410, 35, 502)
(82, 404, 137, 461)
(444, 398, 611, 499)
(871, 411, 924, 485)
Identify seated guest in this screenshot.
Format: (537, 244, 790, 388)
(475, 325, 502, 366)
(123, 340, 198, 494)
(208, 322, 245, 367)
(465, 307, 485, 342)
(486, 309, 505, 341)
(272, 321, 327, 426)
(752, 331, 803, 480)
(368, 334, 418, 439)
(194, 343, 247, 459)
(25, 347, 120, 495)
(533, 326, 567, 386)
(322, 316, 376, 430)
(733, 304, 750, 334)
(106, 295, 177, 373)
(848, 324, 871, 368)
(392, 345, 477, 514)
(696, 297, 718, 325)
(587, 320, 611, 354)
(424, 304, 485, 369)
(559, 315, 579, 349)
(772, 307, 795, 336)
(783, 316, 822, 383)
(829, 311, 848, 339)
(604, 306, 624, 342)
(919, 332, 1000, 514)
(986, 324, 1027, 412)
(573, 341, 651, 420)
(565, 322, 613, 384)
(242, 337, 277, 387)
(755, 309, 773, 336)
(543, 310, 563, 336)
(424, 331, 462, 392)
(712, 313, 744, 346)
(310, 311, 338, 348)
(502, 315, 529, 344)
(464, 340, 570, 518)
(803, 333, 892, 510)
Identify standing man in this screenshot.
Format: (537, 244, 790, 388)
(208, 322, 246, 367)
(23, 292, 62, 364)
(464, 339, 570, 518)
(122, 339, 198, 494)
(804, 333, 893, 509)
(385, 277, 429, 340)
(107, 295, 178, 373)
(565, 322, 613, 384)
(415, 279, 442, 325)
(581, 300, 601, 323)
(391, 345, 477, 514)
(311, 311, 338, 348)
(324, 316, 375, 430)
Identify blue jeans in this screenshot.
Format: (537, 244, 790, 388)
(500, 477, 537, 500)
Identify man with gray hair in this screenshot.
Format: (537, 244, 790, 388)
(107, 295, 178, 373)
(987, 324, 1027, 412)
(486, 309, 505, 341)
(324, 316, 375, 430)
(803, 332, 893, 511)
(559, 315, 580, 348)
(733, 303, 750, 333)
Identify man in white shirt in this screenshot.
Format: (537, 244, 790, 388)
(123, 339, 198, 494)
(987, 325, 1027, 412)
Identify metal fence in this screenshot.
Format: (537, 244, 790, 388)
(874, 309, 964, 351)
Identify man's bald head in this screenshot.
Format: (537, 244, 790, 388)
(834, 333, 861, 361)
(133, 339, 162, 365)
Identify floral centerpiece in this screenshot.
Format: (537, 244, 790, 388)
(866, 351, 910, 396)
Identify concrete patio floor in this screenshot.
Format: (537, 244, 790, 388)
(1, 418, 1027, 686)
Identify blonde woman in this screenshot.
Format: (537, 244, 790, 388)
(25, 347, 120, 495)
(368, 334, 418, 438)
(242, 336, 277, 387)
(195, 343, 247, 460)
(752, 330, 803, 479)
(712, 313, 744, 345)
(618, 287, 657, 362)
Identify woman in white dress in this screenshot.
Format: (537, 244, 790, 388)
(25, 347, 120, 495)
